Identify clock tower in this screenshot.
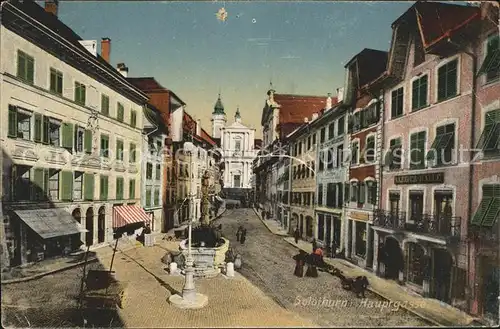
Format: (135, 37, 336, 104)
(211, 93, 226, 139)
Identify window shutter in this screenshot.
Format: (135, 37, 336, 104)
(8, 105, 17, 138)
(61, 171, 73, 201)
(116, 178, 123, 200)
(74, 124, 79, 150)
(61, 122, 74, 149)
(33, 113, 42, 142)
(359, 182, 366, 203)
(100, 176, 108, 201)
(43, 169, 49, 199)
(482, 197, 500, 227)
(26, 57, 34, 83)
(129, 179, 136, 199)
(33, 168, 45, 200)
(84, 173, 94, 201)
(471, 197, 492, 225)
(371, 182, 378, 205)
(17, 51, 26, 79)
(42, 115, 49, 144)
(84, 129, 92, 153)
(344, 183, 350, 202)
(131, 111, 137, 128)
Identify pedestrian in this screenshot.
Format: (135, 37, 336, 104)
(294, 227, 300, 244)
(234, 254, 242, 269)
(240, 229, 247, 245)
(293, 250, 307, 277)
(331, 240, 337, 258)
(236, 226, 242, 242)
(305, 252, 319, 278)
(312, 238, 318, 253)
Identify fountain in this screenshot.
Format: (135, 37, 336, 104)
(178, 170, 229, 278)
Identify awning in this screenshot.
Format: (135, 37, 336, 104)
(14, 208, 88, 240)
(113, 205, 151, 228)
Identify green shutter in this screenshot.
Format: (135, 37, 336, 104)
(84, 129, 92, 153)
(8, 105, 18, 138)
(42, 115, 49, 144)
(61, 171, 73, 201)
(33, 168, 45, 200)
(26, 56, 34, 83)
(61, 122, 74, 149)
(84, 173, 94, 201)
(146, 188, 152, 207)
(482, 197, 500, 227)
(17, 51, 26, 80)
(471, 197, 493, 225)
(43, 169, 49, 199)
(34, 113, 42, 142)
(100, 175, 108, 201)
(116, 177, 123, 200)
(359, 182, 365, 203)
(129, 179, 136, 199)
(131, 111, 137, 128)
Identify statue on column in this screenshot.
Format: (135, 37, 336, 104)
(201, 170, 211, 227)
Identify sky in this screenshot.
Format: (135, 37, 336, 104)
(56, 1, 418, 138)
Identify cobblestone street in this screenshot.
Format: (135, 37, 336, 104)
(220, 208, 430, 327)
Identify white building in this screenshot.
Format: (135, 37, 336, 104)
(214, 98, 258, 190)
(0, 0, 151, 266)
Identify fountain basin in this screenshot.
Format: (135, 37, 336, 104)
(179, 237, 229, 278)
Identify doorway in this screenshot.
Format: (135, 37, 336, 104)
(385, 237, 403, 280)
(326, 216, 332, 248)
(97, 206, 105, 243)
(432, 248, 453, 303)
(85, 208, 94, 246)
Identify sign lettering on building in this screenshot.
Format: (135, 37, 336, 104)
(349, 211, 370, 221)
(394, 172, 444, 185)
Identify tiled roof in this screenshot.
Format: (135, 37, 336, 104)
(274, 94, 330, 124)
(127, 77, 186, 105)
(200, 129, 216, 146)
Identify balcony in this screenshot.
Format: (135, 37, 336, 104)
(373, 209, 461, 240)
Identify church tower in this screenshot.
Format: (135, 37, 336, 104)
(211, 93, 226, 139)
(234, 107, 242, 123)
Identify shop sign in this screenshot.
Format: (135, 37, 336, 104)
(394, 172, 444, 185)
(350, 211, 370, 221)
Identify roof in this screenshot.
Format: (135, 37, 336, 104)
(213, 94, 225, 114)
(274, 94, 329, 123)
(182, 111, 216, 146)
(345, 49, 388, 88)
(127, 77, 186, 105)
(2, 0, 148, 104)
(200, 128, 216, 146)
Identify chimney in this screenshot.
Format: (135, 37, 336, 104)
(336, 87, 345, 103)
(326, 93, 332, 109)
(44, 0, 59, 16)
(196, 119, 201, 136)
(101, 38, 111, 63)
(117, 63, 129, 77)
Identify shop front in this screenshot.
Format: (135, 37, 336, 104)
(316, 211, 343, 252)
(347, 210, 374, 269)
(112, 204, 152, 239)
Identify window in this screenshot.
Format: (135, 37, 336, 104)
(117, 102, 124, 122)
(479, 33, 500, 83)
(75, 126, 85, 153)
(337, 145, 344, 167)
(344, 183, 350, 203)
(414, 36, 425, 67)
(437, 59, 458, 102)
(353, 112, 361, 131)
(17, 50, 34, 83)
(391, 87, 404, 119)
(312, 133, 316, 145)
(350, 182, 358, 202)
(48, 118, 61, 147)
(317, 184, 323, 206)
(320, 128, 326, 143)
(49, 68, 63, 95)
(146, 186, 152, 207)
(116, 139, 124, 161)
(13, 165, 31, 201)
(318, 214, 325, 241)
(328, 123, 335, 139)
(48, 169, 60, 201)
(471, 184, 500, 227)
(410, 131, 426, 169)
(116, 177, 124, 200)
(367, 181, 377, 205)
(100, 134, 109, 158)
(235, 140, 241, 151)
(358, 182, 366, 204)
(326, 183, 336, 208)
(298, 142, 302, 154)
(129, 143, 137, 163)
(101, 95, 110, 116)
(156, 164, 161, 180)
(74, 82, 86, 106)
(389, 192, 400, 214)
(307, 136, 311, 150)
(385, 138, 402, 170)
(476, 109, 500, 157)
(412, 75, 428, 111)
(131, 110, 137, 127)
(338, 116, 345, 135)
(127, 179, 135, 199)
(9, 107, 32, 140)
(365, 136, 375, 163)
(154, 188, 160, 206)
(351, 141, 359, 165)
(73, 172, 83, 200)
(327, 148, 334, 169)
(234, 175, 241, 187)
(434, 190, 454, 235)
(409, 191, 424, 222)
(427, 123, 455, 167)
(146, 163, 153, 179)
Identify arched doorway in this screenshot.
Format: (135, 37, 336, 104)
(97, 206, 106, 243)
(85, 208, 94, 246)
(305, 216, 313, 238)
(432, 248, 453, 303)
(384, 237, 404, 280)
(299, 214, 304, 237)
(71, 208, 83, 250)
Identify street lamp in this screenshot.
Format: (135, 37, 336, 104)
(169, 142, 208, 309)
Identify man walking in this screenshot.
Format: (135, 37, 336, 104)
(294, 227, 300, 244)
(240, 228, 247, 245)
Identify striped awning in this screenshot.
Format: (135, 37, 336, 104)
(113, 205, 151, 228)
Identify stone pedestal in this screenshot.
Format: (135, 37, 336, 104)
(169, 262, 178, 274)
(226, 262, 235, 277)
(169, 293, 208, 309)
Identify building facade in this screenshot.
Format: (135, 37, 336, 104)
(1, 0, 150, 266)
(276, 154, 291, 232)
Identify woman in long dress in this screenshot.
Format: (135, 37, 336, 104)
(293, 251, 307, 277)
(305, 250, 320, 278)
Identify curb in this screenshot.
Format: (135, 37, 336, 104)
(282, 237, 449, 327)
(1, 243, 139, 285)
(252, 207, 288, 236)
